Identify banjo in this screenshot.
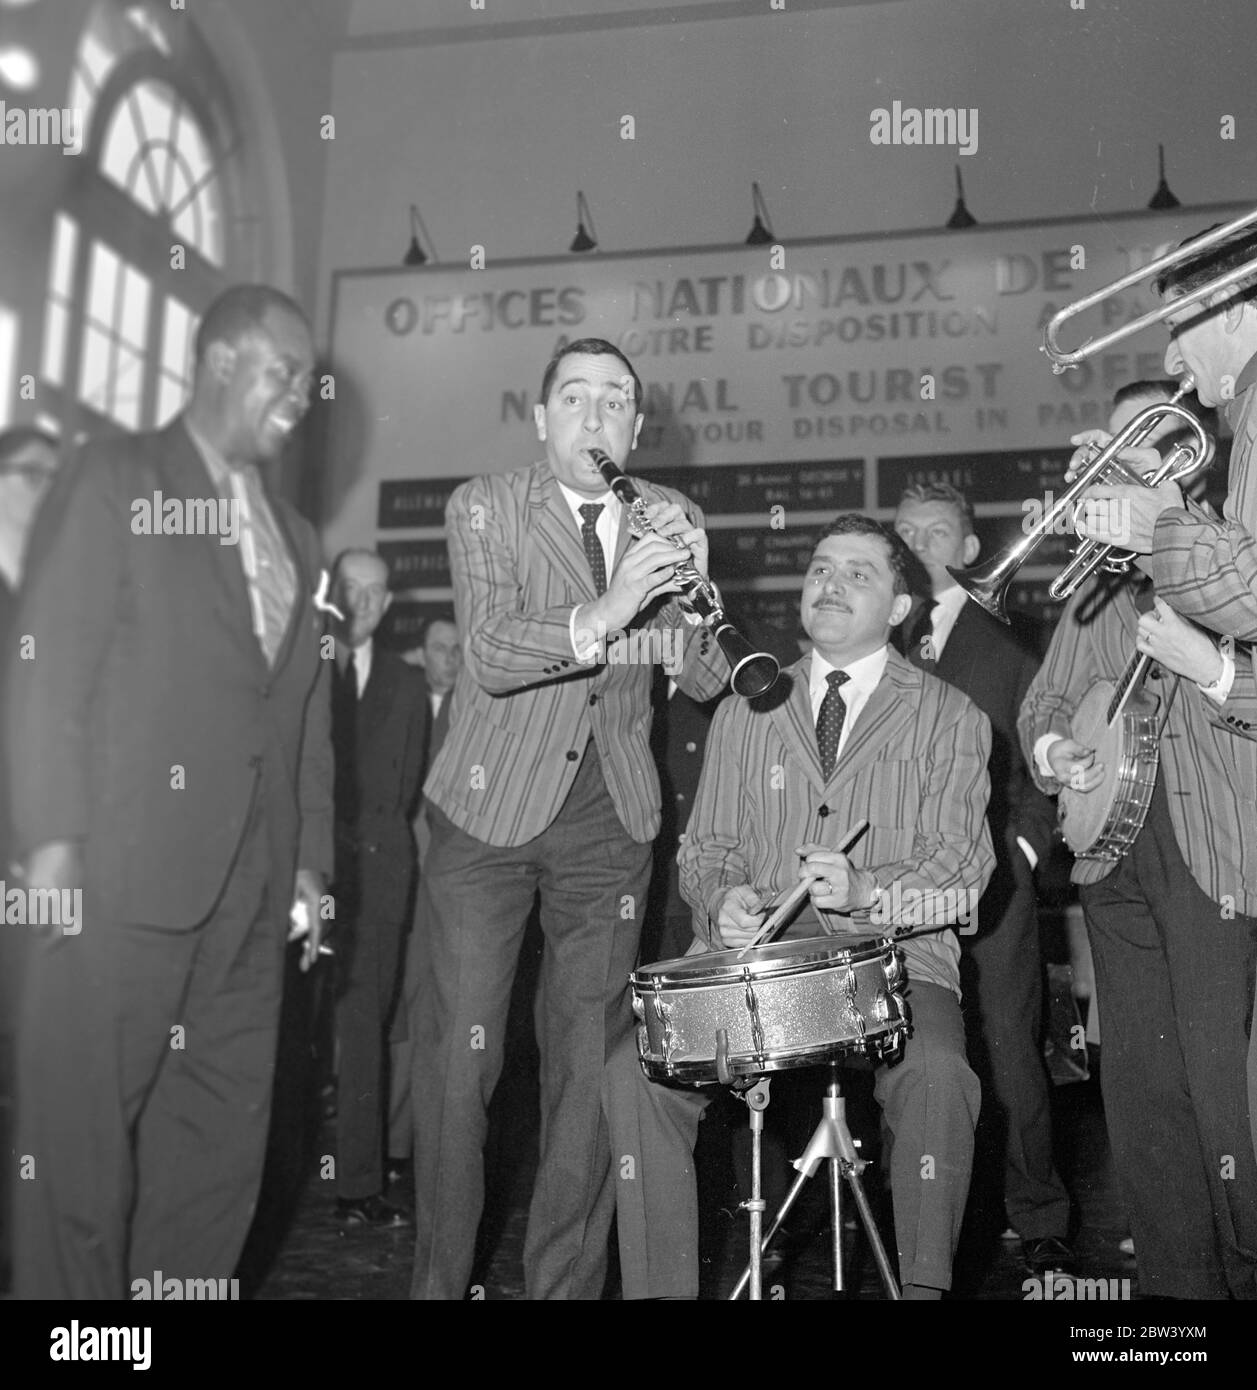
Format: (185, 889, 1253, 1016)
(1057, 647, 1163, 862)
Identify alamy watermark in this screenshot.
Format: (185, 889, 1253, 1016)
(1023, 1271, 1131, 1301)
(870, 883, 980, 937)
(1, 103, 83, 157)
(869, 102, 978, 157)
(2, 882, 81, 934)
(131, 1272, 240, 1301)
(130, 493, 241, 545)
(572, 622, 682, 674)
(1022, 492, 1131, 545)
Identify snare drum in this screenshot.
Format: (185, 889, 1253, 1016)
(630, 935, 907, 1084)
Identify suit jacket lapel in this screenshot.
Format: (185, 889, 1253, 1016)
(268, 495, 311, 675)
(164, 423, 266, 673)
(357, 647, 396, 752)
(831, 649, 917, 785)
(772, 656, 829, 794)
(530, 462, 600, 600)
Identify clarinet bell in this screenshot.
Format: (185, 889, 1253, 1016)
(714, 623, 780, 698)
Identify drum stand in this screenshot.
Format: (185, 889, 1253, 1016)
(728, 1060, 901, 1301)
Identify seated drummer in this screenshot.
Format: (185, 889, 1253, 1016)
(604, 514, 994, 1299)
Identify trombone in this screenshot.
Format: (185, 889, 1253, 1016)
(947, 390, 1214, 624)
(1042, 203, 1257, 372)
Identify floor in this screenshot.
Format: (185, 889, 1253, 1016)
(240, 921, 1139, 1302)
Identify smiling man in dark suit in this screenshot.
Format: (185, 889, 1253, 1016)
(894, 483, 1069, 1279)
(5, 284, 334, 1300)
(329, 549, 427, 1227)
(410, 338, 729, 1300)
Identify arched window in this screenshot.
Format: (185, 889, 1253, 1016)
(38, 1, 252, 440)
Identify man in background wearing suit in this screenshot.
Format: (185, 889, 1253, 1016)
(329, 549, 427, 1226)
(410, 338, 729, 1300)
(893, 483, 1069, 1279)
(4, 284, 333, 1300)
(607, 515, 994, 1300)
(388, 614, 460, 1176)
(0, 425, 59, 1293)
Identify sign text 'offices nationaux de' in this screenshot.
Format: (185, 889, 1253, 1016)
(323, 207, 1241, 642)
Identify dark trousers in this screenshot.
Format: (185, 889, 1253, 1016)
(1081, 776, 1257, 1300)
(605, 978, 980, 1297)
(13, 805, 286, 1299)
(962, 852, 1070, 1241)
(409, 742, 650, 1300)
(335, 910, 406, 1199)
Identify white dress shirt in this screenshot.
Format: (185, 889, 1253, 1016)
(808, 644, 889, 766)
(925, 583, 969, 660)
(559, 481, 623, 660)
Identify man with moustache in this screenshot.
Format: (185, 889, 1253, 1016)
(5, 284, 333, 1299)
(328, 550, 427, 1226)
(606, 515, 994, 1300)
(893, 483, 1068, 1278)
(411, 338, 729, 1300)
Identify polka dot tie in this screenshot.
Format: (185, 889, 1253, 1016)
(816, 669, 850, 780)
(579, 502, 607, 595)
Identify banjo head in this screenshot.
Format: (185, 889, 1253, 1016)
(1059, 679, 1158, 859)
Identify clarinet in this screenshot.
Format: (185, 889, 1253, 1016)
(588, 448, 780, 699)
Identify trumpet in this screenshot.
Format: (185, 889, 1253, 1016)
(947, 391, 1215, 624)
(588, 449, 780, 698)
(1042, 203, 1257, 373)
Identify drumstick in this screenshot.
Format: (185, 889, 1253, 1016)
(736, 818, 869, 958)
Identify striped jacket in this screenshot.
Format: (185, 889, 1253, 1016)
(1149, 353, 1257, 640)
(425, 459, 729, 847)
(1017, 577, 1257, 912)
(678, 648, 994, 997)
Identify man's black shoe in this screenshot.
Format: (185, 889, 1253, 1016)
(336, 1194, 412, 1228)
(1022, 1235, 1077, 1276)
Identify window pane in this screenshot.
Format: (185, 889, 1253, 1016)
(162, 297, 194, 377)
(100, 101, 142, 195)
(50, 212, 79, 298)
(118, 263, 150, 352)
(86, 241, 119, 330)
(41, 299, 69, 387)
(79, 32, 115, 88)
(79, 323, 113, 412)
(134, 81, 175, 153)
(175, 110, 212, 188)
(113, 347, 144, 430)
(156, 372, 186, 427)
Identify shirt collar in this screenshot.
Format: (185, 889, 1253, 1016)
(809, 642, 889, 704)
(555, 478, 617, 523)
(183, 418, 261, 492)
(1227, 350, 1257, 430)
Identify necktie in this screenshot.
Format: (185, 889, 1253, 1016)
(333, 649, 358, 732)
(230, 465, 296, 667)
(816, 669, 850, 780)
(430, 692, 451, 761)
(579, 502, 607, 595)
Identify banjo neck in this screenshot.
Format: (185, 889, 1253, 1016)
(1103, 648, 1153, 728)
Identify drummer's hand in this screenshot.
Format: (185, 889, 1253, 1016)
(714, 884, 768, 948)
(1045, 736, 1104, 792)
(796, 845, 877, 918)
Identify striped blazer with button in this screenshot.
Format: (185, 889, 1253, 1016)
(425, 458, 730, 848)
(1018, 577, 1257, 913)
(678, 647, 994, 997)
